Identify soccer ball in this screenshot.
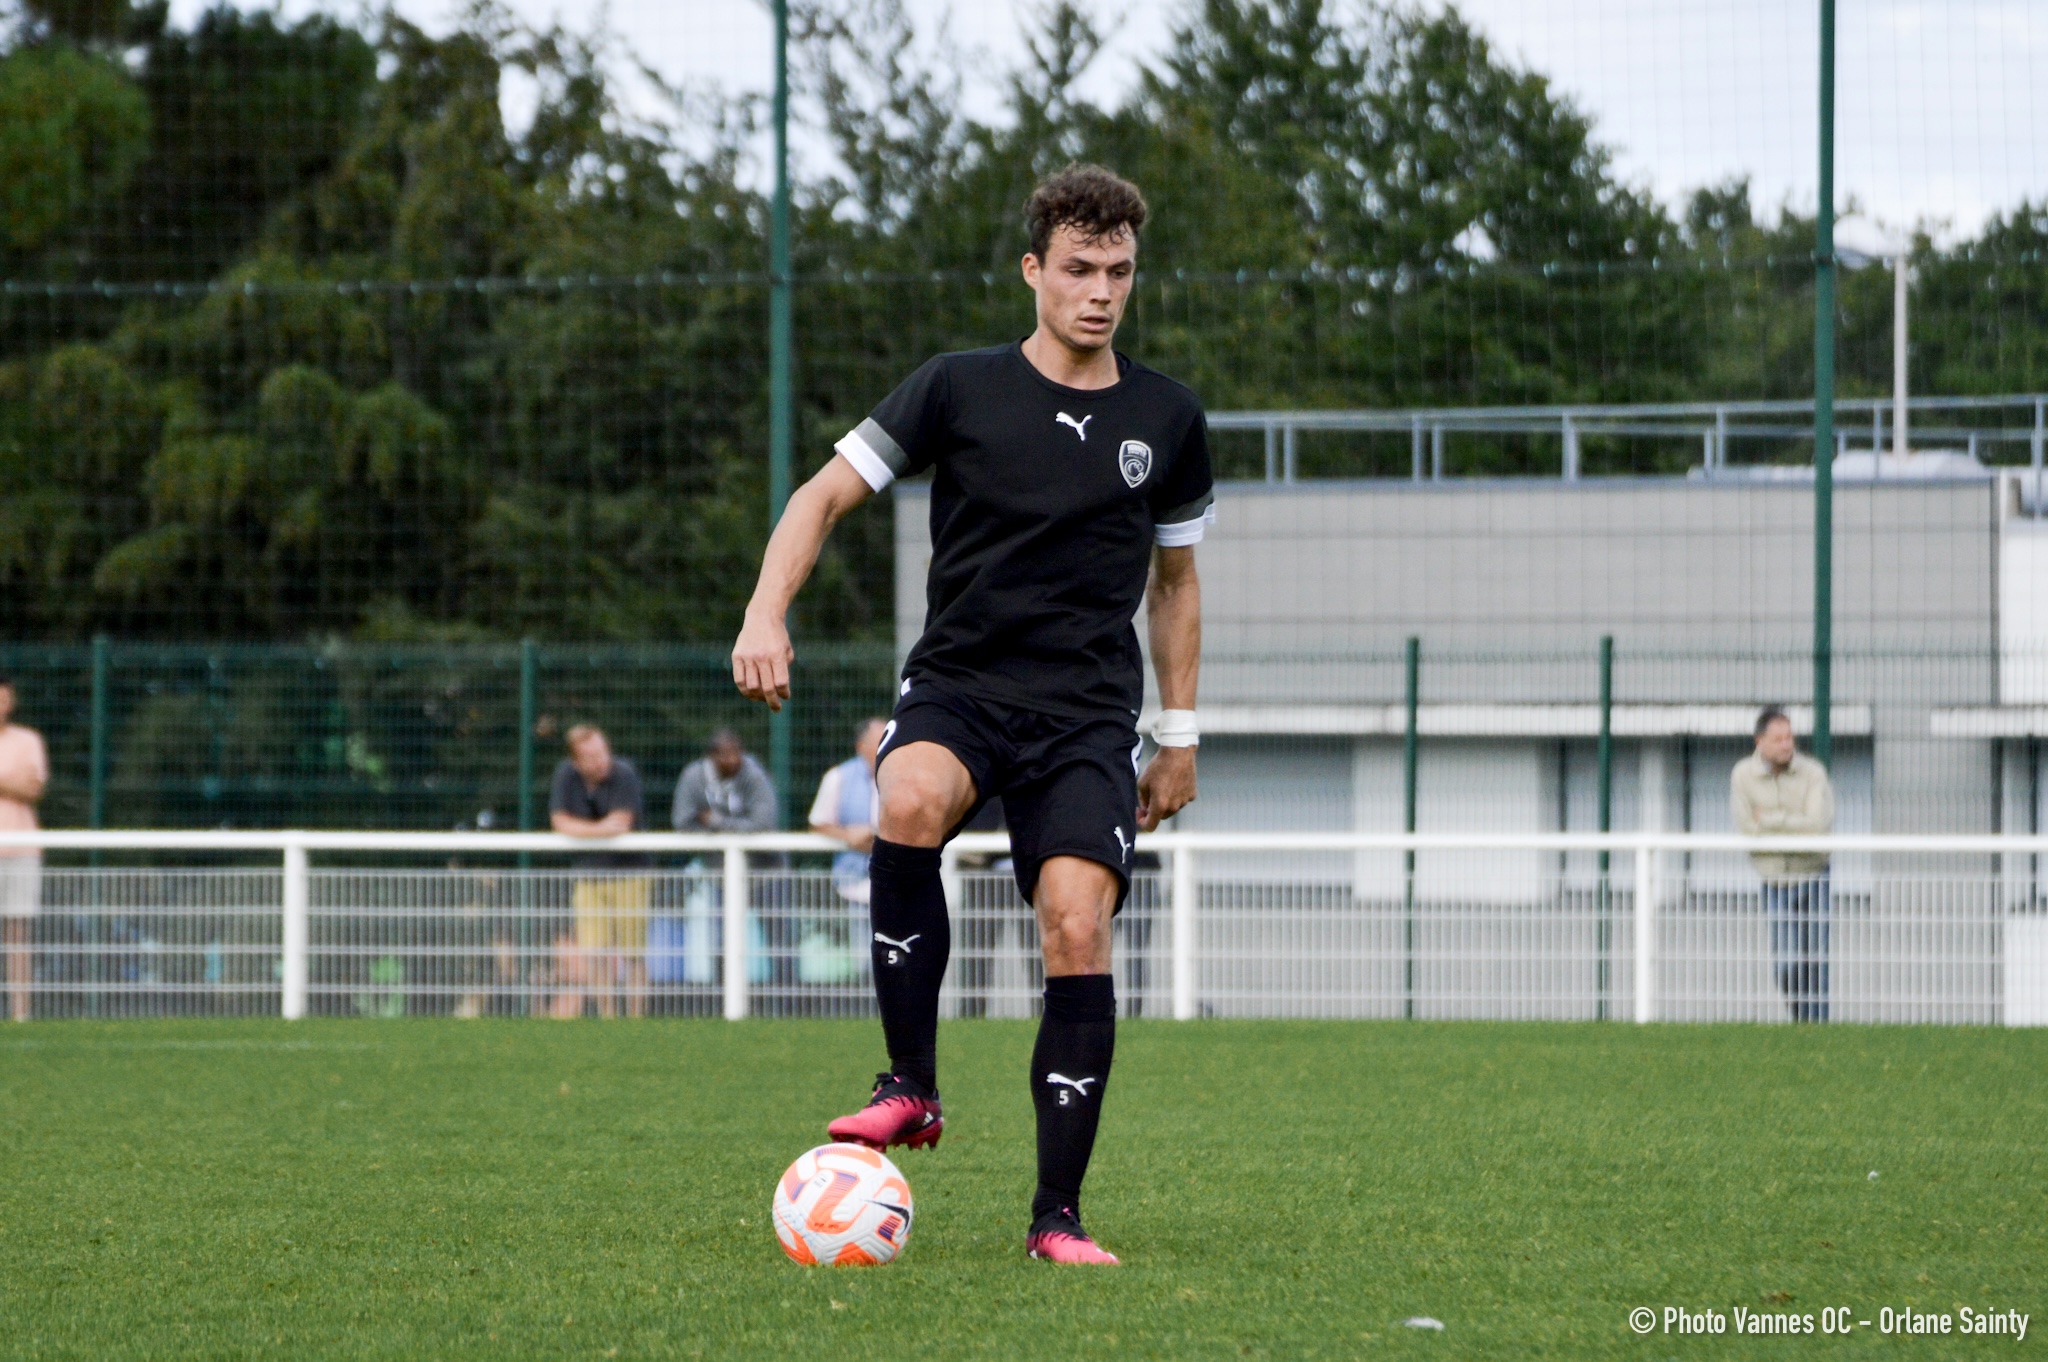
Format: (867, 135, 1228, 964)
(771, 1143, 914, 1266)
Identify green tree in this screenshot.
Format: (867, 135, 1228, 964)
(0, 0, 2040, 643)
(0, 45, 149, 263)
(103, 9, 376, 282)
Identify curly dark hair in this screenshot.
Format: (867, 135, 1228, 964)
(1024, 163, 1149, 260)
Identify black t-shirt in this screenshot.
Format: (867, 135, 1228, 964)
(549, 758, 652, 871)
(836, 342, 1213, 719)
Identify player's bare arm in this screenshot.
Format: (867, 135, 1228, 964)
(1138, 544, 1200, 830)
(732, 455, 875, 710)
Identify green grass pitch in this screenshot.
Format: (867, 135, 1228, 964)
(2, 1019, 2041, 1359)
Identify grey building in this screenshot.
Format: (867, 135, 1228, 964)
(895, 472, 2046, 886)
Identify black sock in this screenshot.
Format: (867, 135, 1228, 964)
(867, 839, 950, 1093)
(1030, 973, 1117, 1222)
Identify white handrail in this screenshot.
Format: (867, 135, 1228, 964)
(25, 827, 2034, 1027)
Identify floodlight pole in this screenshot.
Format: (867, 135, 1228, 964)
(767, 0, 795, 816)
(1812, 0, 1836, 771)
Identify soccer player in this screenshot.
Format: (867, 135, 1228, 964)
(732, 164, 1210, 1265)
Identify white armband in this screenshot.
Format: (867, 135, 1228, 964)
(1151, 709, 1199, 748)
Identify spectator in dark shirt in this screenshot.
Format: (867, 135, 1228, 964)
(549, 724, 651, 1018)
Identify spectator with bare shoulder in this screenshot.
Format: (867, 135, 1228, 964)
(0, 678, 48, 1023)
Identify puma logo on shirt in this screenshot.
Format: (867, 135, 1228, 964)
(1055, 412, 1093, 441)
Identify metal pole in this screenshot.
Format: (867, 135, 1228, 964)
(517, 638, 537, 1010)
(1403, 636, 1419, 1020)
(767, 0, 795, 820)
(723, 843, 750, 1020)
(88, 635, 110, 1015)
(88, 634, 109, 829)
(1596, 635, 1613, 1021)
(1893, 254, 1909, 461)
(1633, 842, 1655, 1023)
(1411, 415, 1424, 481)
(518, 640, 538, 837)
(2031, 399, 2043, 517)
(1171, 846, 1197, 1020)
(2032, 737, 2041, 906)
(1812, 0, 1836, 771)
(281, 838, 308, 1020)
(89, 633, 109, 842)
(1282, 424, 1298, 483)
(769, 0, 794, 525)
(1636, 742, 1666, 1024)
(1562, 411, 1580, 481)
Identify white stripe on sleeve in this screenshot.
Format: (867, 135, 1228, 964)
(1153, 504, 1215, 547)
(834, 429, 896, 492)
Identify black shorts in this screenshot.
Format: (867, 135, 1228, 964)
(877, 678, 1143, 910)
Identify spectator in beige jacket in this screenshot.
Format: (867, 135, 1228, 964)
(1730, 707, 1835, 1022)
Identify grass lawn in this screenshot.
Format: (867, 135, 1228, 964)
(1, 1019, 2042, 1359)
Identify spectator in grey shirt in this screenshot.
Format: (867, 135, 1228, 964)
(672, 728, 780, 835)
(673, 728, 789, 999)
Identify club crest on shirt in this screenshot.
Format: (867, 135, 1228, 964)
(1118, 439, 1152, 488)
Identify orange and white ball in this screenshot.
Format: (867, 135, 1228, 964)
(771, 1143, 914, 1266)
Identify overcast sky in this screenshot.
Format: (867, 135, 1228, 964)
(175, 0, 2044, 245)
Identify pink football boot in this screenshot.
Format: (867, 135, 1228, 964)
(826, 1072, 944, 1151)
(1025, 1207, 1120, 1265)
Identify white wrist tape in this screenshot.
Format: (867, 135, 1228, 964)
(1152, 709, 1200, 748)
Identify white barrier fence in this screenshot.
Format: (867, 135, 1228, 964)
(5, 830, 2047, 1026)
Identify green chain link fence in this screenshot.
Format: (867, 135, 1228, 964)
(2, 640, 898, 834)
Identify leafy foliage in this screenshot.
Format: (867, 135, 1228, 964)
(0, 45, 150, 259)
(0, 0, 2038, 644)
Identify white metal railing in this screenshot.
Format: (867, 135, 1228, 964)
(1210, 393, 2048, 483)
(3, 829, 2045, 1026)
